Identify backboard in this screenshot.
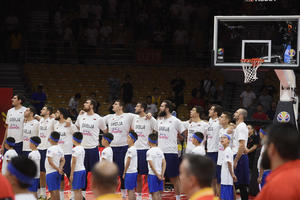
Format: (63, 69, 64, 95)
(213, 16, 300, 68)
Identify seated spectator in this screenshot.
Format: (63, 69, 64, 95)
(252, 104, 269, 121)
(258, 88, 273, 112)
(240, 85, 256, 109)
(146, 96, 157, 115)
(31, 84, 47, 113)
(68, 93, 81, 118)
(188, 91, 205, 108)
(151, 87, 162, 106)
(266, 101, 277, 120)
(121, 74, 133, 104)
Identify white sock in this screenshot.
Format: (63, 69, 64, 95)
(40, 188, 46, 198)
(149, 194, 152, 200)
(121, 189, 127, 198)
(137, 193, 142, 200)
(82, 191, 86, 198)
(176, 195, 181, 200)
(60, 191, 64, 200)
(37, 189, 41, 198)
(71, 191, 75, 199)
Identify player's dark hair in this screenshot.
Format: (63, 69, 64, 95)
(194, 106, 204, 116)
(58, 108, 69, 119)
(222, 111, 232, 122)
(73, 132, 83, 141)
(30, 136, 41, 146)
(129, 131, 138, 142)
(137, 102, 147, 112)
(184, 154, 215, 187)
(267, 124, 300, 160)
(162, 100, 174, 112)
(103, 133, 114, 143)
(6, 137, 15, 147)
(211, 104, 222, 117)
(14, 94, 25, 105)
(148, 133, 158, 143)
(11, 156, 37, 188)
(114, 99, 124, 109)
(45, 105, 53, 114)
(28, 105, 36, 115)
(50, 131, 60, 141)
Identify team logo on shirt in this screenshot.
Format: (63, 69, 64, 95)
(277, 111, 290, 123)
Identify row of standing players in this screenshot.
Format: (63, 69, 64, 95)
(2, 94, 263, 200)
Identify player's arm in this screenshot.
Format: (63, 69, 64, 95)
(228, 161, 237, 182)
(48, 157, 61, 172)
(148, 160, 161, 179)
(59, 156, 66, 175)
(34, 114, 42, 121)
(257, 168, 264, 184)
(70, 156, 77, 183)
(1, 127, 8, 153)
(234, 140, 246, 169)
(123, 156, 131, 179)
(161, 158, 166, 180)
(246, 144, 258, 154)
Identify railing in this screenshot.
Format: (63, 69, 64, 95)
(23, 39, 211, 66)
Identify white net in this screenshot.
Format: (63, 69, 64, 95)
(241, 59, 264, 83)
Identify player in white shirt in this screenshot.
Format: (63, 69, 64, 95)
(1, 94, 27, 155)
(233, 108, 249, 200)
(5, 156, 38, 200)
(22, 106, 39, 156)
(123, 131, 138, 200)
(45, 131, 65, 200)
(207, 104, 223, 164)
(220, 134, 237, 200)
(132, 102, 157, 200)
(54, 108, 78, 199)
(100, 133, 114, 162)
(37, 105, 55, 199)
(1, 137, 18, 175)
(183, 106, 208, 154)
(147, 133, 166, 200)
(28, 136, 41, 197)
(103, 100, 136, 197)
(75, 99, 107, 198)
(216, 111, 233, 195)
(191, 132, 205, 155)
(70, 132, 86, 200)
(157, 100, 186, 200)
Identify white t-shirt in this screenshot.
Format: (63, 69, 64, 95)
(28, 150, 41, 178)
(157, 116, 186, 154)
(22, 119, 39, 151)
(207, 118, 222, 153)
(75, 113, 107, 149)
(132, 116, 157, 150)
(45, 145, 64, 174)
(240, 91, 256, 108)
(103, 113, 135, 147)
(1, 149, 18, 175)
(221, 146, 234, 185)
(72, 145, 85, 172)
(15, 193, 37, 200)
(217, 127, 230, 165)
(124, 146, 137, 173)
(38, 117, 55, 150)
(55, 121, 77, 155)
(191, 145, 205, 156)
(232, 122, 248, 155)
(6, 106, 27, 143)
(146, 147, 165, 175)
(182, 120, 208, 153)
(100, 146, 113, 162)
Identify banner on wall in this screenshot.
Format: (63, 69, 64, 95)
(0, 88, 13, 144)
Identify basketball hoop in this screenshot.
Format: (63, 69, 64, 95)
(241, 58, 264, 83)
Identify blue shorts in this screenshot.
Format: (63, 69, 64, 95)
(260, 170, 271, 189)
(28, 178, 40, 192)
(46, 171, 61, 191)
(84, 147, 100, 172)
(234, 154, 249, 185)
(148, 174, 163, 193)
(72, 170, 86, 190)
(216, 165, 222, 184)
(112, 146, 128, 176)
(62, 154, 72, 179)
(125, 172, 138, 190)
(13, 142, 23, 155)
(137, 149, 148, 175)
(206, 152, 218, 164)
(22, 151, 31, 157)
(220, 185, 234, 200)
(164, 153, 179, 178)
(39, 149, 47, 172)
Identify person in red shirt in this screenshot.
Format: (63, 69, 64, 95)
(255, 123, 300, 200)
(252, 104, 269, 121)
(179, 154, 218, 200)
(0, 173, 14, 200)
